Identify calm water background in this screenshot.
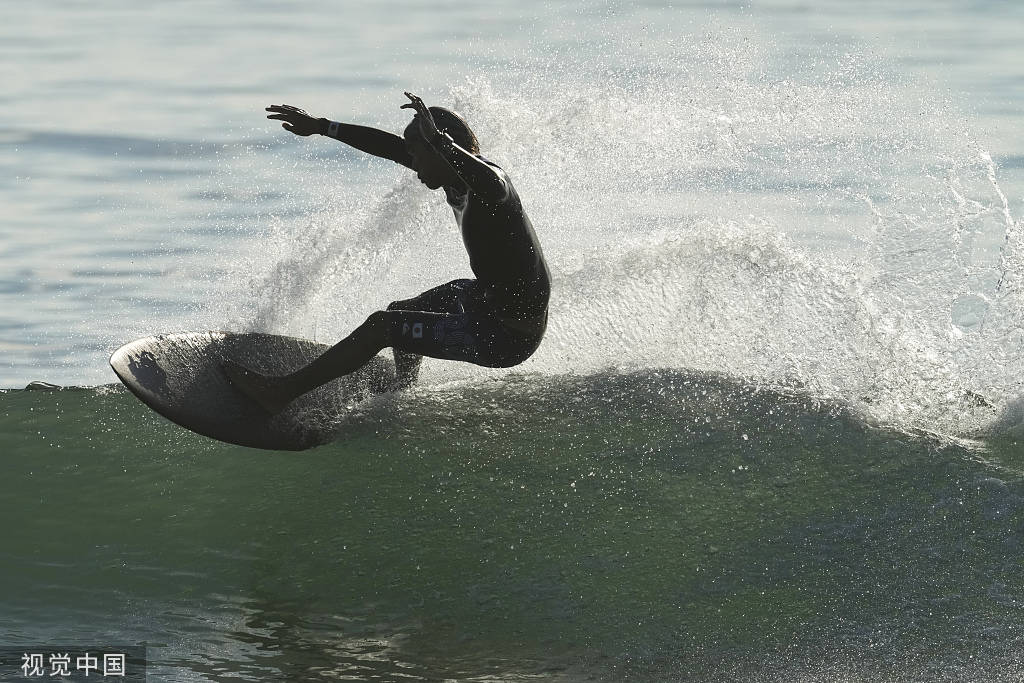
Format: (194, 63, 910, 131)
(3, 2, 1024, 682)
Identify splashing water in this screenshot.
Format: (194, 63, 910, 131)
(219, 31, 1023, 440)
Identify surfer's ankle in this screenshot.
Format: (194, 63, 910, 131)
(224, 360, 286, 413)
(246, 373, 294, 414)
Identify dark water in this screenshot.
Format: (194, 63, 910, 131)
(3, 371, 1022, 681)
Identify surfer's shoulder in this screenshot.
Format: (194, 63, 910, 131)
(472, 154, 514, 204)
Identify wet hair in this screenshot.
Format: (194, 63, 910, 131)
(420, 106, 480, 154)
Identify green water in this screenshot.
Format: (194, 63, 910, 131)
(3, 371, 1022, 681)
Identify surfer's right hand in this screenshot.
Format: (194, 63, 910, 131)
(266, 104, 320, 136)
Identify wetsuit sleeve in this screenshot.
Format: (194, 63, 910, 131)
(318, 120, 414, 169)
(428, 132, 510, 204)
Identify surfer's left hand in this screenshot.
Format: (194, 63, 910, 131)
(266, 104, 319, 137)
(400, 92, 440, 141)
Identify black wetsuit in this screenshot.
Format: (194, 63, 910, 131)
(324, 121, 550, 368)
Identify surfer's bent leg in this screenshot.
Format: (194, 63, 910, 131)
(385, 279, 474, 388)
(226, 292, 542, 413)
(222, 311, 390, 414)
(283, 301, 503, 401)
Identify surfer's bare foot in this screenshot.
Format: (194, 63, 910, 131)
(222, 359, 294, 414)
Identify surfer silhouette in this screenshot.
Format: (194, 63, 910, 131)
(224, 92, 550, 413)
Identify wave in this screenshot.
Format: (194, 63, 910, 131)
(3, 368, 1023, 680)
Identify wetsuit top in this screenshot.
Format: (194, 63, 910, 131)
(441, 159, 550, 321)
(317, 119, 551, 322)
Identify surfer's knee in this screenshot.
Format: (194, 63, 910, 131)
(363, 310, 392, 343)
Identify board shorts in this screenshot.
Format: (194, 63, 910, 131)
(384, 279, 546, 368)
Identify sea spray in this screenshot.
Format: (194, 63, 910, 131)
(219, 30, 1022, 439)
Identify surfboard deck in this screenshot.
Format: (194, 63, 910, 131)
(110, 331, 396, 450)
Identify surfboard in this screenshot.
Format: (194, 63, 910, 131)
(110, 331, 396, 450)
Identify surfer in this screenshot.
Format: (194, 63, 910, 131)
(224, 92, 550, 413)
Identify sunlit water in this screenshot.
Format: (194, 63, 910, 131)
(2, 1, 1024, 681)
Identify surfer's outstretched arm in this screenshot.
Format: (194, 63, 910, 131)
(266, 104, 414, 168)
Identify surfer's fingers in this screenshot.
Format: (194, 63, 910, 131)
(267, 104, 306, 115)
(401, 92, 427, 111)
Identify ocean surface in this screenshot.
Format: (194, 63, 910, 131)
(2, 1, 1024, 681)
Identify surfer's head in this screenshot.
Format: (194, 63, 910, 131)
(404, 107, 479, 189)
